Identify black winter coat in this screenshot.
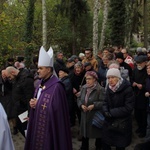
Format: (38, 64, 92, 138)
(70, 71, 86, 92)
(0, 76, 13, 119)
(12, 69, 34, 117)
(54, 59, 66, 76)
(145, 76, 150, 113)
(98, 62, 108, 87)
(132, 66, 148, 109)
(60, 76, 74, 112)
(102, 79, 135, 147)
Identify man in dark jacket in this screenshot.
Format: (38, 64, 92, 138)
(134, 60, 150, 149)
(5, 66, 34, 137)
(54, 51, 66, 76)
(132, 55, 148, 138)
(0, 70, 13, 119)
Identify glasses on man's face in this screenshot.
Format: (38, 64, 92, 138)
(85, 52, 91, 55)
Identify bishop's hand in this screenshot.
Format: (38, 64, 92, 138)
(30, 98, 37, 109)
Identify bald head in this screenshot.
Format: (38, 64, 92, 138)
(5, 66, 19, 80)
(1, 70, 7, 80)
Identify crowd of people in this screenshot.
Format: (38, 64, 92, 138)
(0, 46, 150, 150)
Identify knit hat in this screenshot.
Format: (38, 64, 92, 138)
(106, 68, 121, 78)
(74, 61, 83, 68)
(85, 71, 98, 80)
(115, 52, 124, 60)
(79, 53, 85, 57)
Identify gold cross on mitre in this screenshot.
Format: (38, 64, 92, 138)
(41, 103, 47, 110)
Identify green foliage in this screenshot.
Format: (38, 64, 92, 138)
(23, 0, 36, 43)
(56, 0, 89, 23)
(24, 0, 36, 67)
(54, 0, 90, 54)
(108, 0, 127, 47)
(130, 39, 144, 48)
(24, 43, 36, 68)
(131, 0, 143, 34)
(0, 2, 27, 66)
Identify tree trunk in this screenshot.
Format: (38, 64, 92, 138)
(72, 23, 76, 54)
(99, 0, 109, 50)
(42, 0, 47, 49)
(143, 0, 148, 49)
(93, 0, 100, 56)
(124, 0, 132, 48)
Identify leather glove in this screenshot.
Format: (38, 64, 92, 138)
(104, 112, 112, 118)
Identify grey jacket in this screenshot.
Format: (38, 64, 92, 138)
(77, 82, 105, 138)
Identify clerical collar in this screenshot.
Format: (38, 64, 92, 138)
(40, 75, 53, 88)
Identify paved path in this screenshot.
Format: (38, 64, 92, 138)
(11, 118, 144, 150)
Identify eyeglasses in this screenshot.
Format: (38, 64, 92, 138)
(85, 51, 91, 54)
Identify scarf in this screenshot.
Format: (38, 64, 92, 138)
(109, 78, 123, 92)
(84, 82, 97, 105)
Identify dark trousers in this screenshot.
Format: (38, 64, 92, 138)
(102, 142, 125, 150)
(73, 101, 81, 124)
(134, 141, 150, 150)
(80, 137, 102, 150)
(134, 108, 147, 134)
(16, 117, 27, 137)
(95, 138, 102, 149)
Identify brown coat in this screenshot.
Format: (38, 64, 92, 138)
(82, 56, 98, 71)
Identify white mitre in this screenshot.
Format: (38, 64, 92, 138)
(38, 46, 53, 67)
(47, 46, 54, 67)
(47, 46, 58, 77)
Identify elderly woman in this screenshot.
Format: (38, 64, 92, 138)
(102, 68, 135, 150)
(77, 71, 105, 150)
(107, 60, 130, 81)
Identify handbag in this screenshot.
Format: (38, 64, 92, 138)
(92, 111, 105, 129)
